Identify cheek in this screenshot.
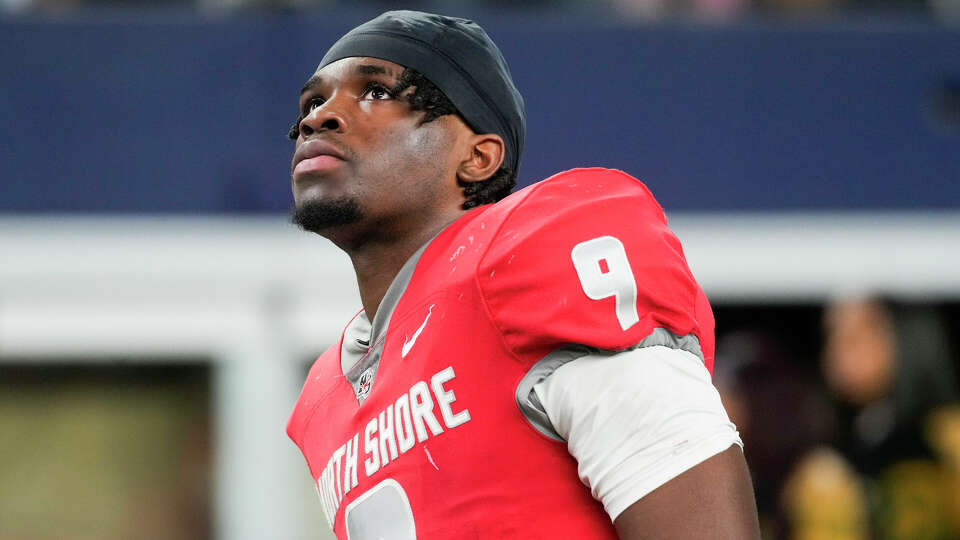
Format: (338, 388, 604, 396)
(407, 127, 458, 187)
(367, 125, 453, 181)
(406, 125, 451, 153)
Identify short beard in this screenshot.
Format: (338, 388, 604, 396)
(291, 197, 363, 234)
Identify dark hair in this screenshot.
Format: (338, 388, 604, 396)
(289, 67, 515, 210)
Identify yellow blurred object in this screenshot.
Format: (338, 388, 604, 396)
(927, 405, 960, 465)
(877, 460, 950, 540)
(783, 447, 868, 540)
(926, 405, 960, 535)
(0, 366, 210, 540)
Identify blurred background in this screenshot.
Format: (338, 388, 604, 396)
(1, 0, 958, 538)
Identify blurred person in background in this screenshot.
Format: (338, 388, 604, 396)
(820, 296, 960, 540)
(285, 9, 759, 540)
(714, 331, 842, 539)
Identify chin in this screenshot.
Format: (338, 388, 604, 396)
(291, 196, 363, 234)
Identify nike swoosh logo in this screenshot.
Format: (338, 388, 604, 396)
(401, 304, 434, 358)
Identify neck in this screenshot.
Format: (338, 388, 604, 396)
(347, 211, 467, 320)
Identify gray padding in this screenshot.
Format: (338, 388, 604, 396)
(514, 345, 592, 441)
(514, 328, 706, 441)
(638, 327, 705, 361)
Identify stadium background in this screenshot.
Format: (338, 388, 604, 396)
(1, 1, 958, 538)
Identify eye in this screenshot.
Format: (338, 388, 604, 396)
(304, 97, 325, 113)
(361, 83, 393, 101)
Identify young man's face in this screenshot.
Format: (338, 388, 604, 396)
(290, 57, 470, 240)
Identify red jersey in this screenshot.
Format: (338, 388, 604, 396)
(287, 168, 715, 539)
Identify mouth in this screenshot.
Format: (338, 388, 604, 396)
(294, 155, 344, 176)
(292, 139, 347, 176)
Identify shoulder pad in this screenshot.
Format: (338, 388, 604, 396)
(477, 168, 714, 370)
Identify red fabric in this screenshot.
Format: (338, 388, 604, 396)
(478, 167, 713, 370)
(287, 168, 714, 538)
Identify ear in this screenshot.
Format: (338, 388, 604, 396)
(457, 133, 505, 184)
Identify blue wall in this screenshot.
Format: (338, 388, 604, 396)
(1, 10, 957, 213)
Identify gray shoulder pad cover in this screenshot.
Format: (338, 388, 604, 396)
(514, 328, 706, 441)
(514, 345, 593, 442)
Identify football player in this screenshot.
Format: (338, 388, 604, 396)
(287, 10, 760, 539)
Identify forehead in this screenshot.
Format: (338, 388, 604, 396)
(301, 57, 406, 94)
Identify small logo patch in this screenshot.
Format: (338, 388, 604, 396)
(356, 368, 374, 400)
(401, 304, 434, 359)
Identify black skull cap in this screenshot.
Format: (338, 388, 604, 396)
(319, 10, 526, 178)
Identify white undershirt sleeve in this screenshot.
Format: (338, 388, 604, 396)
(532, 345, 742, 521)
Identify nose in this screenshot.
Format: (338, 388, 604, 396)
(299, 97, 348, 137)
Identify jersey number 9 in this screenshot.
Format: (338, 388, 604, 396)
(571, 236, 640, 331)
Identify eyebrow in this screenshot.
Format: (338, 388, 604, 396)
(300, 74, 323, 96)
(299, 64, 392, 96)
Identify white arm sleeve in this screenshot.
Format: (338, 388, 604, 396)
(532, 345, 742, 521)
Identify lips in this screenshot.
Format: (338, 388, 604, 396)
(292, 139, 347, 176)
